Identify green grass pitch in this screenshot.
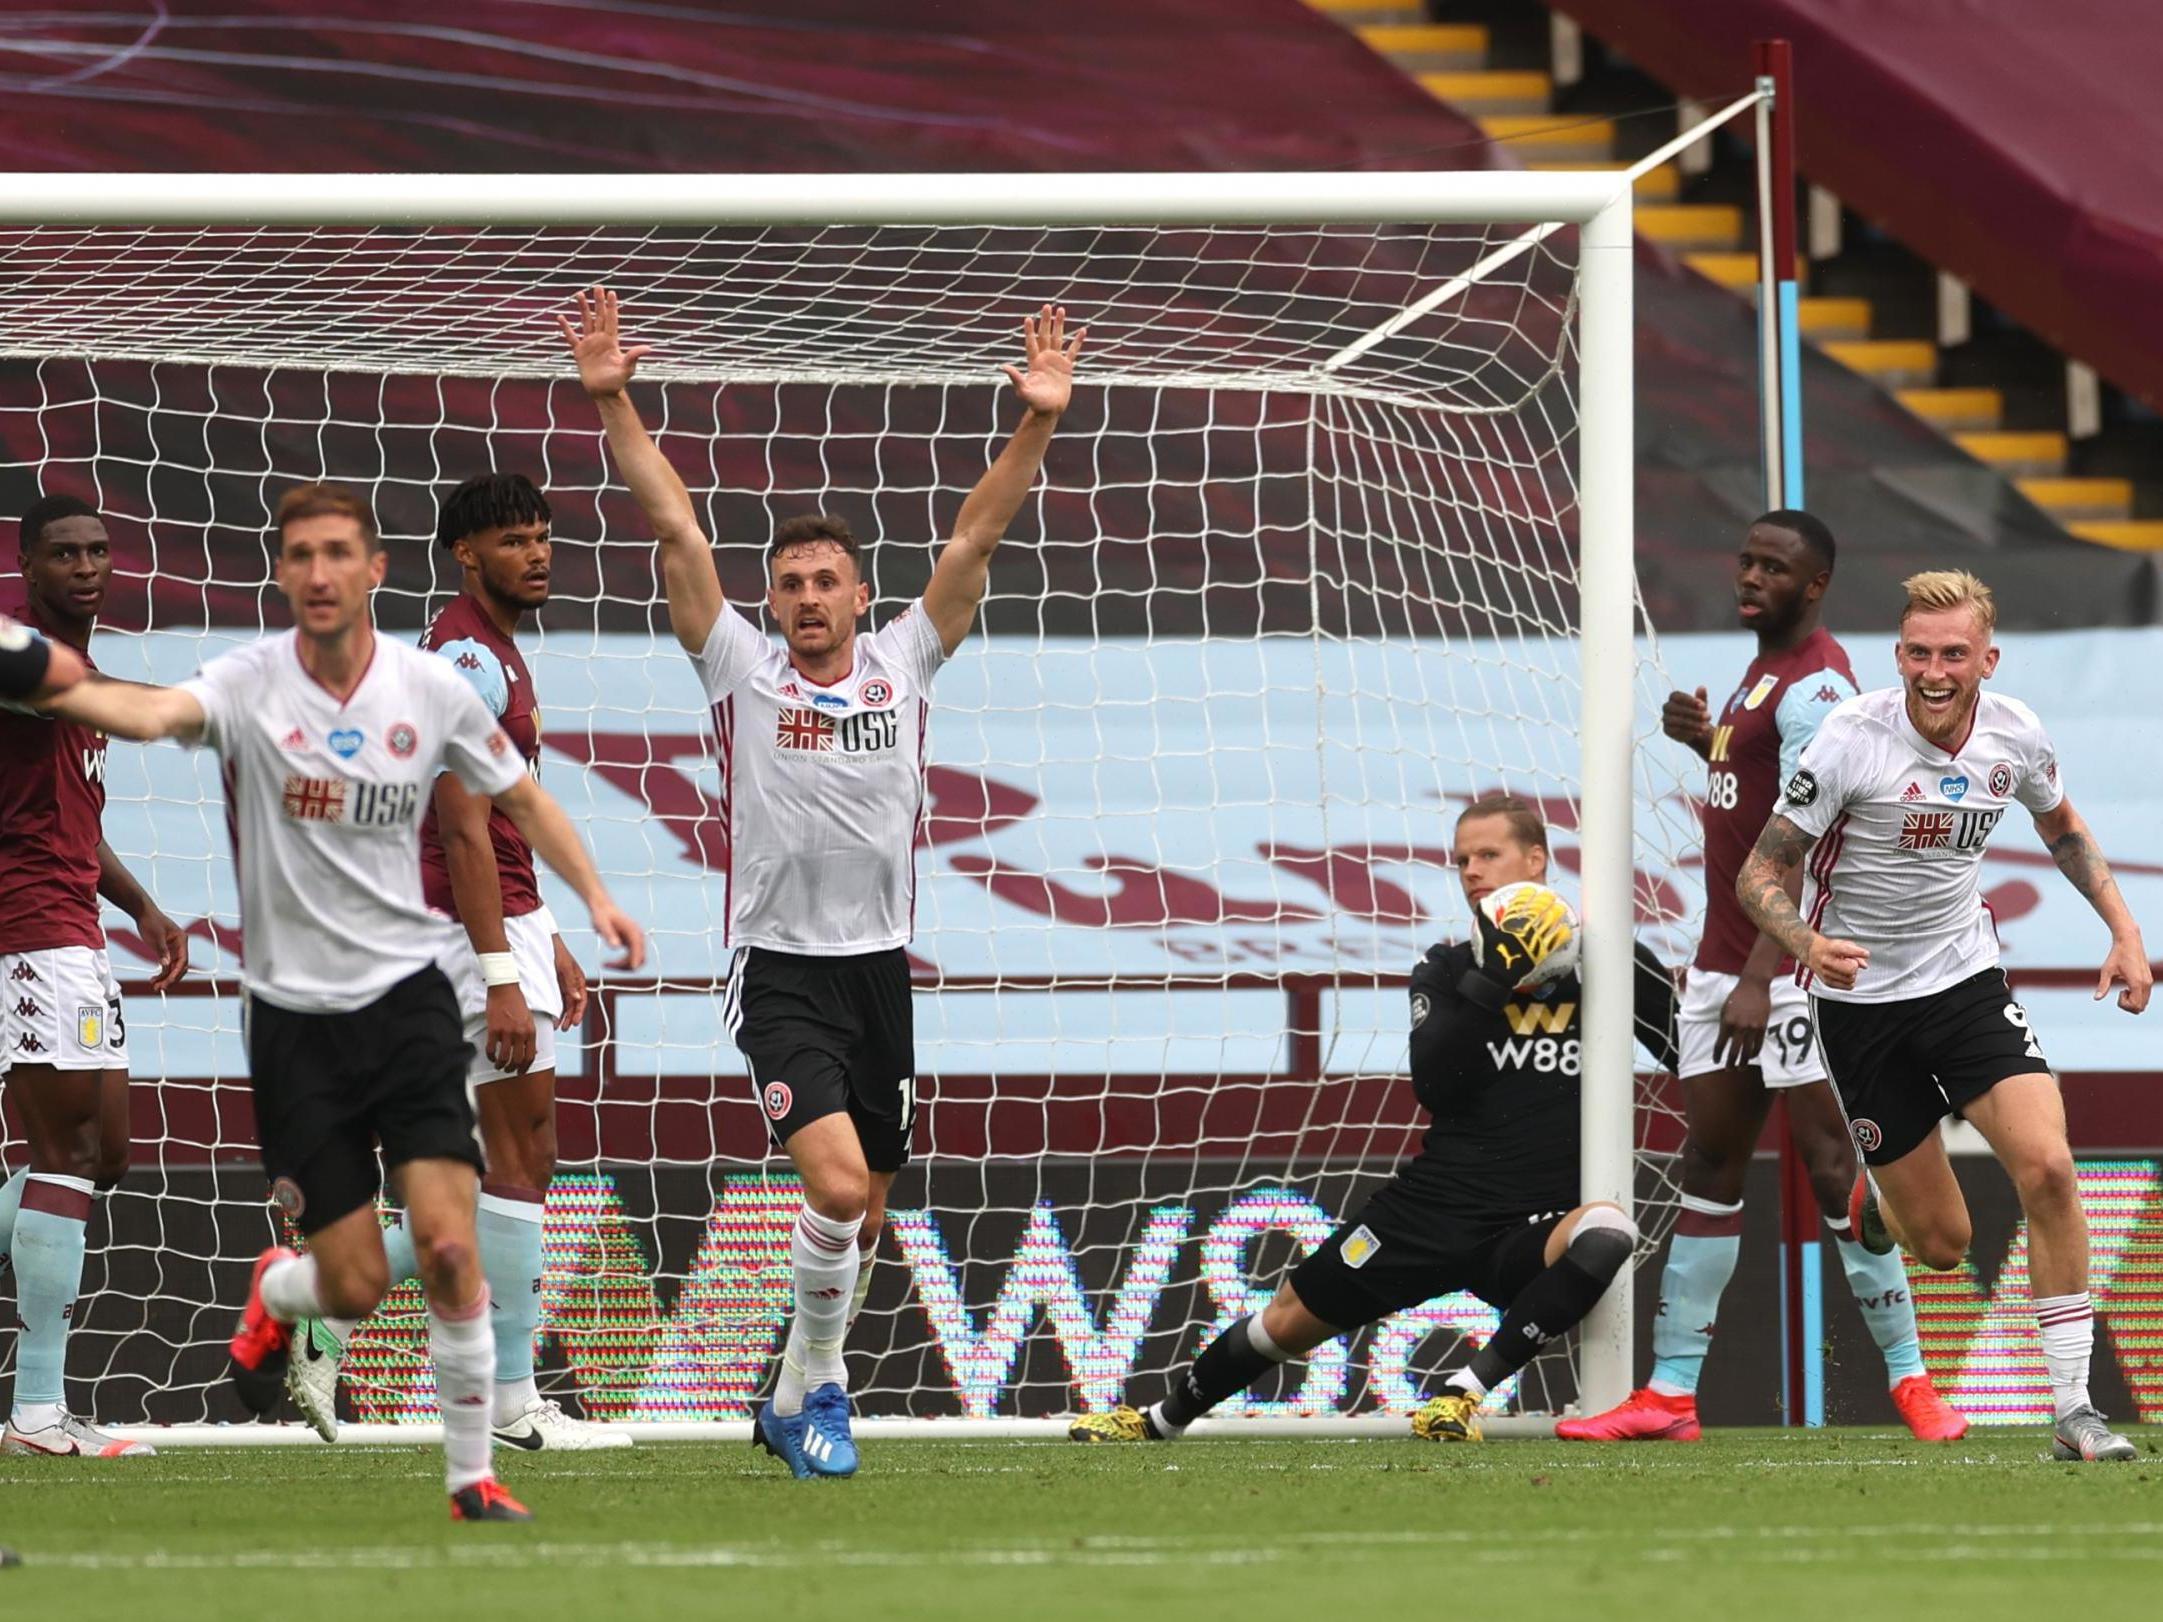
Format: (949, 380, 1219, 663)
(3, 1431, 2159, 1620)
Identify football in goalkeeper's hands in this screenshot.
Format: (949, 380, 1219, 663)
(1474, 881, 1581, 992)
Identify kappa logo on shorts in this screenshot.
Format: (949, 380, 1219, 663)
(75, 1004, 102, 1049)
(1340, 1225, 1382, 1270)
(271, 1177, 306, 1222)
(1850, 1118, 1884, 1153)
(762, 1081, 794, 1121)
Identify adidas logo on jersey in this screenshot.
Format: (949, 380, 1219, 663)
(1899, 781, 1925, 802)
(280, 727, 307, 751)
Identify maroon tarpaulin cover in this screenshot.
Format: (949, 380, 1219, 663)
(1554, 0, 2163, 411)
(0, 0, 2148, 631)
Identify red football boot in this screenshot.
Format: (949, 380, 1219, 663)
(227, 1246, 297, 1417)
(1890, 1374, 1968, 1442)
(451, 1478, 534, 1522)
(1554, 1387, 1702, 1442)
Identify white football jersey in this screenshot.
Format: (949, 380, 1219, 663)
(1780, 686, 2062, 1003)
(694, 601, 947, 954)
(180, 631, 527, 1012)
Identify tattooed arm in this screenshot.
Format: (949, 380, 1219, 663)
(1735, 812, 1871, 991)
(2033, 797, 2152, 1012)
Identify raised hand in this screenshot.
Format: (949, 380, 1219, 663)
(1663, 686, 1714, 754)
(557, 286, 652, 400)
(1002, 303, 1085, 418)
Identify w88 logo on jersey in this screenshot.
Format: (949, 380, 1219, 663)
(1705, 770, 1741, 811)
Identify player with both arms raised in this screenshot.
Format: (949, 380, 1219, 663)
(285, 474, 629, 1452)
(1739, 569, 2148, 1462)
(564, 285, 1082, 1478)
(33, 483, 646, 1519)
(1563, 512, 1962, 1443)
(1072, 795, 1675, 1445)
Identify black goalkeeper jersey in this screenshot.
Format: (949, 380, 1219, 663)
(1392, 938, 1680, 1221)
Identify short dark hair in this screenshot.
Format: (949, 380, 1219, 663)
(274, 482, 379, 551)
(767, 513, 862, 576)
(1751, 508, 1836, 570)
(19, 492, 99, 557)
(436, 472, 551, 550)
(1456, 792, 1548, 851)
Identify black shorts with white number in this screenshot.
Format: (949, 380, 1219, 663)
(1285, 1181, 1566, 1331)
(1812, 966, 2049, 1167)
(245, 964, 482, 1235)
(724, 946, 917, 1173)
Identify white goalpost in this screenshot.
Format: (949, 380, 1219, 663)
(0, 168, 1709, 1443)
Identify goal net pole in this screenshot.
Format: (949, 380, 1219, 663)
(0, 165, 1710, 1439)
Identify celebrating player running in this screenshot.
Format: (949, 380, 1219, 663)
(1736, 568, 2149, 1462)
(1563, 513, 1962, 1444)
(1072, 796, 1674, 1445)
(32, 483, 646, 1519)
(563, 286, 1081, 1478)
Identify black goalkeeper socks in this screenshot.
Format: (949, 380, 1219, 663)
(1465, 1218, 1635, 1392)
(1157, 1313, 1287, 1429)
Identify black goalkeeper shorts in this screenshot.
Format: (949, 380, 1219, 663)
(244, 965, 482, 1235)
(1286, 1183, 1566, 1331)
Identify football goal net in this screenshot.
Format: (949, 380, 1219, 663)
(0, 170, 1704, 1441)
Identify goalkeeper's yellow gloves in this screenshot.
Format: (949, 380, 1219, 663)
(1459, 888, 1575, 1011)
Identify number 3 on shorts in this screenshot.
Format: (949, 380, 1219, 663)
(2002, 1001, 2044, 1061)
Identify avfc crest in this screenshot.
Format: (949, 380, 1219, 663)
(76, 1004, 102, 1050)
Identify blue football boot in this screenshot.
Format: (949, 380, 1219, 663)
(798, 1383, 860, 1478)
(752, 1397, 813, 1479)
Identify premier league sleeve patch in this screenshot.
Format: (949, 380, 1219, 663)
(1782, 768, 1819, 808)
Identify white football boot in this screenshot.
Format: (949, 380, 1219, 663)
(2, 1408, 156, 1457)
(287, 1318, 345, 1442)
(492, 1396, 633, 1451)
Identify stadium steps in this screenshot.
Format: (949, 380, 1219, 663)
(1356, 24, 1490, 70)
(2066, 520, 2163, 550)
(1820, 340, 1939, 388)
(1328, 0, 2163, 551)
(1952, 431, 2069, 477)
(1898, 388, 2004, 430)
(1474, 113, 1615, 161)
(1304, 0, 1428, 25)
(2015, 477, 2134, 522)
(1531, 159, 1679, 200)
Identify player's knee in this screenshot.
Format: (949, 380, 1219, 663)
(92, 1136, 131, 1189)
(1677, 1134, 1747, 1201)
(413, 1232, 475, 1289)
(320, 1253, 389, 1319)
(805, 1167, 871, 1221)
(2013, 1148, 2078, 1214)
(1566, 1204, 1637, 1282)
(1908, 1215, 1971, 1272)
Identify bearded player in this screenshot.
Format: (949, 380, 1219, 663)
(1073, 796, 1673, 1445)
(1, 494, 188, 1458)
(564, 286, 1080, 1477)
(1741, 569, 2148, 1462)
(1562, 512, 1963, 1442)
(285, 474, 628, 1451)
(35, 482, 647, 1519)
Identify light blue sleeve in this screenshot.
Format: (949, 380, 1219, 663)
(432, 637, 509, 719)
(1774, 665, 1858, 783)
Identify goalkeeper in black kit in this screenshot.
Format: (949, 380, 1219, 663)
(1071, 794, 1678, 1443)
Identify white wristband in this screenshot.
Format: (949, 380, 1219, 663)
(477, 952, 519, 987)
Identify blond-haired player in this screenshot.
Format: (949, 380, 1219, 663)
(1737, 569, 2149, 1461)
